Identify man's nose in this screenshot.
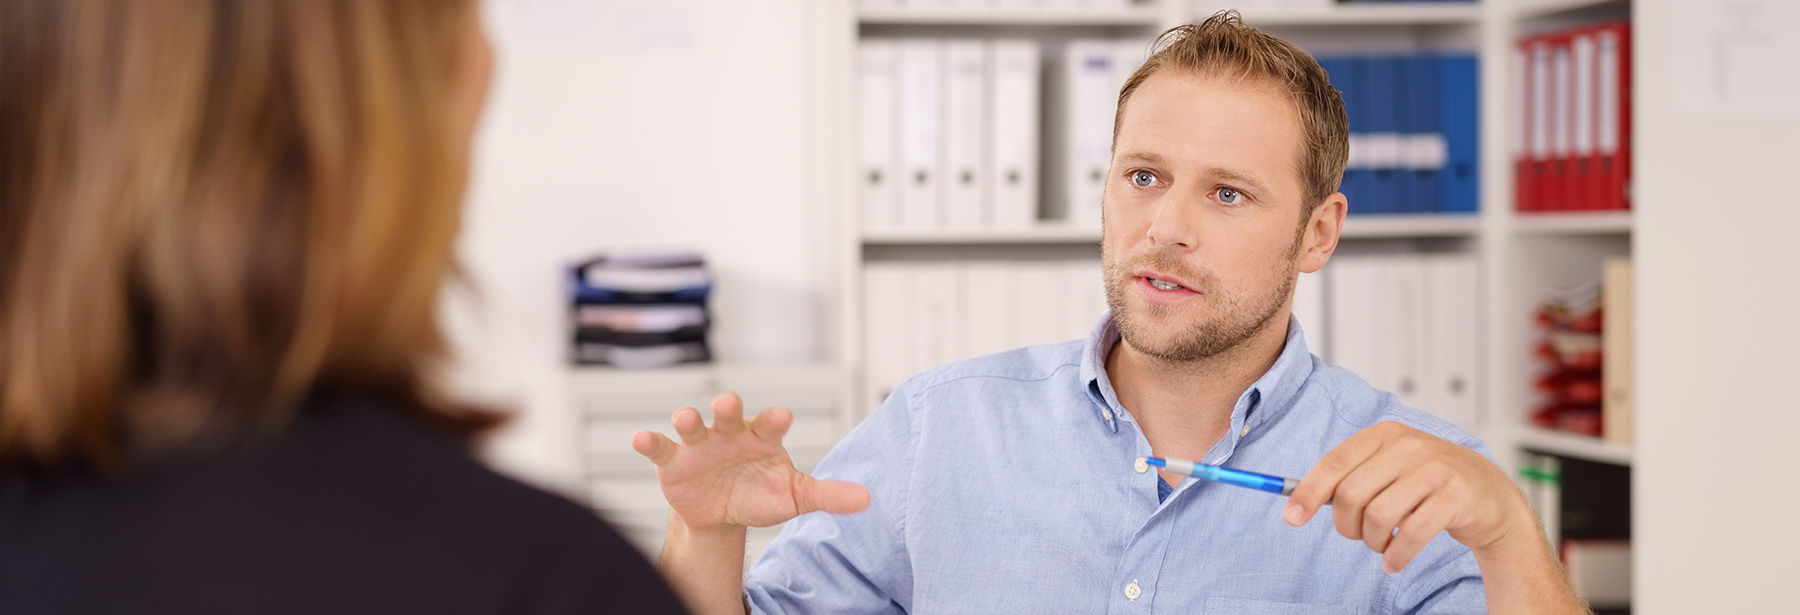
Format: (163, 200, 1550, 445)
(1145, 193, 1200, 249)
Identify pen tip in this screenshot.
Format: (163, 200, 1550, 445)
(1144, 456, 1167, 467)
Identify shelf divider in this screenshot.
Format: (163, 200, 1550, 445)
(1513, 211, 1633, 235)
(1517, 425, 1634, 465)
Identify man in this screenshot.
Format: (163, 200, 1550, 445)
(635, 13, 1585, 615)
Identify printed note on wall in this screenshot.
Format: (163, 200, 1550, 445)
(1673, 0, 1800, 118)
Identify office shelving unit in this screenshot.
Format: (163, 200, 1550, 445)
(571, 0, 1638, 570)
(834, 0, 1637, 482)
(1490, 0, 1634, 473)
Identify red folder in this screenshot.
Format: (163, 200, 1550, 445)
(1571, 28, 1599, 210)
(1594, 21, 1631, 211)
(1515, 40, 1536, 212)
(1546, 33, 1573, 212)
(1526, 39, 1555, 211)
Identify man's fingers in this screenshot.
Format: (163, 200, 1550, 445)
(1382, 494, 1454, 574)
(671, 407, 709, 445)
(711, 392, 747, 436)
(631, 431, 679, 466)
(1330, 440, 1423, 544)
(1287, 424, 1390, 527)
(1357, 476, 1430, 555)
(796, 476, 872, 516)
(748, 406, 794, 441)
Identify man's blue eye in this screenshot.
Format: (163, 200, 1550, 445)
(1132, 170, 1157, 187)
(1218, 187, 1241, 204)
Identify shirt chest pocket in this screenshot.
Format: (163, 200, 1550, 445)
(1204, 596, 1353, 615)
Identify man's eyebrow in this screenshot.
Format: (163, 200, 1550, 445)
(1115, 151, 1166, 166)
(1203, 166, 1274, 195)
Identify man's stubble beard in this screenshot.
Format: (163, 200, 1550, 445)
(1102, 220, 1305, 364)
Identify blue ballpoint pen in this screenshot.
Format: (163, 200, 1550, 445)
(1142, 455, 1319, 500)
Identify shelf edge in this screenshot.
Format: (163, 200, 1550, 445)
(1517, 426, 1634, 465)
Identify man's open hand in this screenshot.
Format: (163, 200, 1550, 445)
(632, 392, 871, 530)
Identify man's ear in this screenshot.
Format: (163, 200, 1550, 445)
(1297, 193, 1347, 275)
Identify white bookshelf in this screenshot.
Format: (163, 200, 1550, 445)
(834, 0, 1639, 480)
(861, 224, 1101, 245)
(833, 6, 1645, 608)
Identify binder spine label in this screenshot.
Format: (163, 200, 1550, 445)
(1598, 31, 1620, 155)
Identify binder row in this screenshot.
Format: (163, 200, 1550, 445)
(1322, 253, 1479, 427)
(1318, 53, 1480, 216)
(858, 38, 1150, 231)
(1514, 21, 1631, 212)
(567, 248, 713, 369)
(860, 38, 1042, 231)
(862, 260, 1107, 410)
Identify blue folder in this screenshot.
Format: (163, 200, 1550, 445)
(1361, 56, 1401, 214)
(1439, 54, 1480, 213)
(1400, 54, 1442, 213)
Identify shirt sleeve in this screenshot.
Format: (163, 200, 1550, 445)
(1390, 537, 1487, 614)
(744, 379, 920, 615)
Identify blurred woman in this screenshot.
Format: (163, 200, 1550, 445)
(0, 1, 686, 612)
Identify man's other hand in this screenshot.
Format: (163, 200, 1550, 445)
(632, 392, 871, 530)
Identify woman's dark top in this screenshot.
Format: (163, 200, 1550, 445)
(0, 395, 689, 614)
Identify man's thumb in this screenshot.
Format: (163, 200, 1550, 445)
(798, 477, 871, 515)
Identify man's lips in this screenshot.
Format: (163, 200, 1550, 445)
(1135, 269, 1198, 293)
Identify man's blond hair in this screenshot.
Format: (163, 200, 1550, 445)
(1115, 10, 1350, 217)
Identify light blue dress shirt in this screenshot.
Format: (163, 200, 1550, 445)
(748, 315, 1489, 614)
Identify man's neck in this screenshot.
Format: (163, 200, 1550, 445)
(1106, 317, 1291, 466)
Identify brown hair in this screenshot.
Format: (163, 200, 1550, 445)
(1116, 10, 1349, 217)
(0, 0, 501, 471)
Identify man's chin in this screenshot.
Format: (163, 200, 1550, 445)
(1116, 314, 1211, 357)
(1115, 308, 1281, 363)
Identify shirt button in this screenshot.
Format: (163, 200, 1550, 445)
(1133, 457, 1148, 474)
(1240, 425, 1250, 436)
(1101, 408, 1113, 420)
(1124, 581, 1141, 601)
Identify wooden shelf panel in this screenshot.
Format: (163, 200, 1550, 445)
(862, 214, 1481, 244)
(1514, 211, 1632, 235)
(861, 225, 1102, 245)
(1518, 426, 1633, 465)
(1341, 214, 1482, 238)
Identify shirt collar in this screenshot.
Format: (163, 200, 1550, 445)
(1080, 313, 1317, 440)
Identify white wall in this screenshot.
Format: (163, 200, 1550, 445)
(1635, 0, 1800, 611)
(442, 0, 839, 495)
